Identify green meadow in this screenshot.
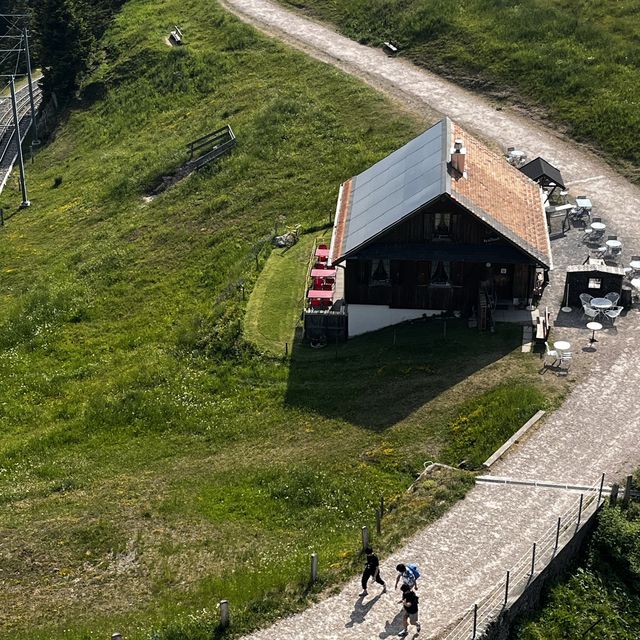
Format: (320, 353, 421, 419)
(0, 0, 567, 637)
(281, 0, 640, 182)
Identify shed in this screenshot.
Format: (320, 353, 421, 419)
(519, 157, 565, 190)
(563, 261, 625, 307)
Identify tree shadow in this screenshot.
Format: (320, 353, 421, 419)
(285, 318, 522, 430)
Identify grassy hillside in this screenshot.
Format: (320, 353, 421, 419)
(281, 0, 640, 182)
(516, 477, 640, 639)
(0, 1, 567, 638)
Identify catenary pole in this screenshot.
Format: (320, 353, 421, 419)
(10, 76, 29, 207)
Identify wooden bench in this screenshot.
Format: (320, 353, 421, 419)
(383, 41, 398, 55)
(531, 306, 551, 341)
(170, 25, 183, 45)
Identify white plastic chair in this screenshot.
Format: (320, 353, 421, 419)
(583, 304, 599, 320)
(544, 341, 558, 366)
(604, 292, 620, 305)
(559, 352, 573, 368)
(604, 306, 623, 325)
(579, 293, 593, 306)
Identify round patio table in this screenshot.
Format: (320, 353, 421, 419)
(587, 321, 603, 344)
(606, 239, 622, 250)
(590, 222, 606, 232)
(553, 340, 571, 352)
(630, 260, 640, 272)
(591, 297, 613, 311)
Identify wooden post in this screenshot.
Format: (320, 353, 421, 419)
(472, 603, 478, 638)
(610, 483, 619, 506)
(375, 509, 381, 535)
(598, 473, 605, 505)
(219, 599, 229, 628)
(555, 517, 561, 549)
(361, 526, 369, 551)
(623, 475, 633, 507)
(285, 342, 288, 357)
(0, 208, 3, 226)
(310, 552, 318, 584)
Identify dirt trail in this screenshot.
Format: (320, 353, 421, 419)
(218, 1, 640, 638)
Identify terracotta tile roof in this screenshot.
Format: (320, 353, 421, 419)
(329, 117, 552, 268)
(450, 122, 551, 267)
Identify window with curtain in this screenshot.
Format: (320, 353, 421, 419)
(430, 261, 451, 287)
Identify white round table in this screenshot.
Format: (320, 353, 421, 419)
(630, 260, 640, 271)
(606, 239, 622, 249)
(586, 321, 603, 343)
(590, 222, 606, 232)
(553, 341, 571, 352)
(591, 298, 613, 310)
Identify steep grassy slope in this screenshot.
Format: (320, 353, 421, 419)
(0, 1, 566, 638)
(281, 0, 640, 182)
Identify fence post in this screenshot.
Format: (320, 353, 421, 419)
(376, 509, 381, 535)
(285, 342, 288, 357)
(504, 571, 510, 606)
(361, 526, 369, 551)
(472, 603, 478, 638)
(219, 599, 229, 628)
(622, 475, 633, 507)
(577, 494, 584, 529)
(610, 483, 619, 506)
(598, 473, 605, 505)
(310, 552, 318, 584)
(530, 543, 537, 576)
(555, 517, 561, 549)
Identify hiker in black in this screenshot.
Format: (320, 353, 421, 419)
(359, 546, 386, 596)
(398, 583, 420, 637)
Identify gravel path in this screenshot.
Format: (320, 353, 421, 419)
(219, 1, 640, 637)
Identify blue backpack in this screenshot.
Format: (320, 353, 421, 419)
(407, 563, 421, 580)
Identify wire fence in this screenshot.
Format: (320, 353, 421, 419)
(443, 474, 605, 640)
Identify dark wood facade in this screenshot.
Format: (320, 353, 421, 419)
(344, 197, 538, 314)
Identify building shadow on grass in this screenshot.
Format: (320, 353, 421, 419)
(284, 318, 521, 430)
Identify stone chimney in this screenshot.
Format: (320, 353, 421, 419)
(450, 138, 466, 177)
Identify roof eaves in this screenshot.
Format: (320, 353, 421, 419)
(452, 191, 552, 268)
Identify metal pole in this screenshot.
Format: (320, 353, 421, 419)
(10, 77, 29, 207)
(310, 552, 318, 584)
(577, 494, 584, 529)
(530, 543, 537, 575)
(504, 571, 510, 606)
(472, 603, 478, 639)
(23, 28, 38, 142)
(598, 473, 605, 506)
(555, 517, 561, 549)
(361, 526, 369, 551)
(219, 599, 229, 628)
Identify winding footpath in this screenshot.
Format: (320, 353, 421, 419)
(219, 1, 640, 637)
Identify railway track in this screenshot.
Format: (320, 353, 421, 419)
(0, 79, 43, 196)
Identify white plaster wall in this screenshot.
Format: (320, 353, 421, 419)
(347, 304, 443, 337)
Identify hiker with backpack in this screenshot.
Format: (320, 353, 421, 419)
(394, 562, 421, 591)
